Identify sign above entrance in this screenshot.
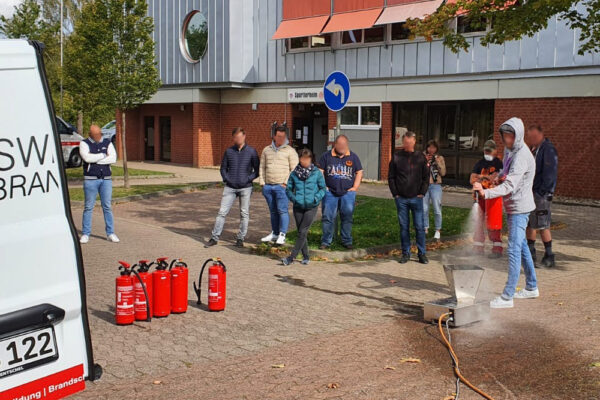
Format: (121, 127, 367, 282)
(287, 88, 324, 103)
(323, 71, 350, 112)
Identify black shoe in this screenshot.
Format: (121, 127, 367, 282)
(319, 244, 329, 250)
(541, 253, 555, 268)
(235, 239, 244, 248)
(281, 256, 293, 266)
(418, 254, 429, 264)
(205, 239, 218, 248)
(487, 252, 502, 259)
(343, 243, 353, 250)
(399, 253, 410, 264)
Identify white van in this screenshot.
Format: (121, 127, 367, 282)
(0, 40, 100, 398)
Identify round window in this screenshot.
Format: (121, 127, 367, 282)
(180, 11, 208, 63)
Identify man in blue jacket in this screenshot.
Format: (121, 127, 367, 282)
(526, 125, 558, 268)
(207, 127, 259, 248)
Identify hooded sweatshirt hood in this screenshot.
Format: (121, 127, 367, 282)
(484, 117, 536, 214)
(501, 117, 525, 153)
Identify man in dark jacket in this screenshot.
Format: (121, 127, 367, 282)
(207, 127, 259, 248)
(388, 131, 430, 264)
(526, 125, 558, 267)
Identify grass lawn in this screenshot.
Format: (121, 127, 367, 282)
(69, 184, 194, 201)
(286, 195, 471, 251)
(66, 166, 171, 179)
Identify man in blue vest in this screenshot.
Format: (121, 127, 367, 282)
(79, 124, 118, 244)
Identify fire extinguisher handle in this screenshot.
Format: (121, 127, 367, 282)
(156, 257, 169, 262)
(138, 259, 149, 264)
(118, 260, 131, 269)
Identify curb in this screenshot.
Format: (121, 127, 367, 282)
(68, 173, 176, 183)
(249, 234, 467, 262)
(70, 182, 223, 207)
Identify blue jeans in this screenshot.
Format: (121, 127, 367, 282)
(211, 186, 253, 241)
(262, 184, 289, 235)
(321, 190, 356, 246)
(395, 196, 426, 256)
(423, 183, 442, 231)
(502, 213, 538, 299)
(82, 179, 114, 236)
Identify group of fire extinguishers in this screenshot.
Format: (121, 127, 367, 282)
(473, 166, 505, 257)
(114, 257, 227, 325)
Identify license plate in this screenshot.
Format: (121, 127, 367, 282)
(0, 327, 58, 378)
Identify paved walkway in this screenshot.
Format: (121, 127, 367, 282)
(70, 185, 600, 399)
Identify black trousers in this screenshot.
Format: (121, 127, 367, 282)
(290, 206, 318, 259)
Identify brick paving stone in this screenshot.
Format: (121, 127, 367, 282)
(69, 187, 600, 399)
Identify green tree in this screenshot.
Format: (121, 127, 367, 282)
(66, 0, 160, 188)
(409, 0, 600, 55)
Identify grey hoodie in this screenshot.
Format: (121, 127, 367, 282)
(484, 117, 536, 214)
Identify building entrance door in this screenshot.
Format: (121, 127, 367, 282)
(144, 116, 155, 160)
(159, 116, 171, 162)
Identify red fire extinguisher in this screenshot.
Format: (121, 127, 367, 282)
(153, 257, 171, 317)
(115, 261, 135, 325)
(194, 258, 227, 312)
(132, 260, 153, 321)
(169, 259, 188, 314)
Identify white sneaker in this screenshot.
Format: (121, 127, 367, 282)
(276, 233, 286, 245)
(107, 234, 120, 243)
(79, 234, 89, 244)
(490, 296, 513, 309)
(261, 232, 276, 242)
(513, 288, 539, 299)
(434, 230, 441, 240)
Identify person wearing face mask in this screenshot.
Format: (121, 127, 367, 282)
(470, 140, 504, 257)
(473, 119, 538, 309)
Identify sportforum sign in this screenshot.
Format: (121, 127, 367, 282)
(287, 87, 325, 103)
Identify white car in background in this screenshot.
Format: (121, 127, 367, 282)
(56, 116, 84, 167)
(101, 119, 116, 144)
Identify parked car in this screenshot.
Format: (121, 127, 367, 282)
(56, 116, 84, 168)
(448, 131, 479, 150)
(101, 120, 116, 144)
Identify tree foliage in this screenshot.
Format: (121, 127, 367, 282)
(408, 0, 600, 55)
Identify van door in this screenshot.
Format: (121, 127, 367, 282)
(0, 40, 99, 398)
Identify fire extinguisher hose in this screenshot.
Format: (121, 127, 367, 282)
(131, 266, 152, 322)
(193, 259, 213, 305)
(438, 313, 495, 400)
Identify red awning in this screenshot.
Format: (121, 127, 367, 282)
(271, 15, 330, 40)
(321, 8, 384, 34)
(375, 0, 443, 25)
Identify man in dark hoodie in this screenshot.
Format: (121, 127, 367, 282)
(388, 131, 430, 264)
(207, 127, 259, 248)
(526, 125, 558, 268)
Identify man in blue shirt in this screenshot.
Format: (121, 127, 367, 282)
(526, 125, 558, 268)
(207, 127, 259, 248)
(317, 135, 363, 249)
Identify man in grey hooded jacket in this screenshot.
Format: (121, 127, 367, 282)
(473, 117, 539, 309)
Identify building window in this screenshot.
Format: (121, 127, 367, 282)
(456, 15, 488, 34)
(287, 34, 332, 51)
(180, 11, 208, 63)
(340, 104, 381, 128)
(390, 22, 411, 41)
(341, 26, 385, 45)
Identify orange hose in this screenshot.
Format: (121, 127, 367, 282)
(438, 313, 496, 400)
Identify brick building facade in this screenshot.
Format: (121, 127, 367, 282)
(115, 0, 600, 199)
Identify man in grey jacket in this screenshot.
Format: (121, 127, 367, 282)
(473, 117, 539, 309)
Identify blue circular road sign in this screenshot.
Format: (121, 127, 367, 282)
(323, 71, 351, 112)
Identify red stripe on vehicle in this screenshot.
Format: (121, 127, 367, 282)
(0, 364, 85, 399)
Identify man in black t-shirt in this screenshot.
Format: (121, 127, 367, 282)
(470, 140, 504, 257)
